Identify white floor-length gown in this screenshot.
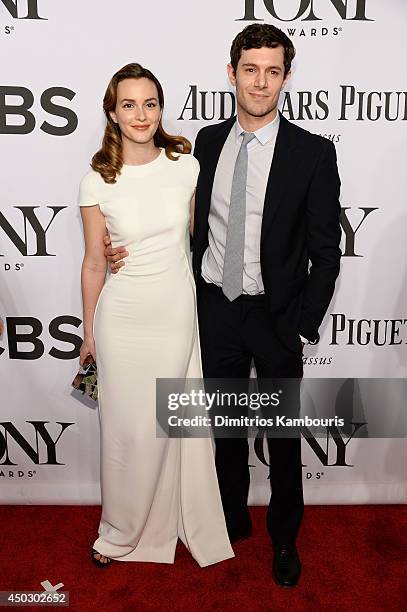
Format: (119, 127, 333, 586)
(79, 148, 234, 566)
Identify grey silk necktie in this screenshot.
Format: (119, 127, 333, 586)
(222, 131, 256, 301)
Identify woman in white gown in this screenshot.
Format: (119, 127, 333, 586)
(79, 63, 234, 567)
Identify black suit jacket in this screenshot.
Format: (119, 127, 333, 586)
(192, 112, 341, 351)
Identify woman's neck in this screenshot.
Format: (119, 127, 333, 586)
(122, 139, 160, 166)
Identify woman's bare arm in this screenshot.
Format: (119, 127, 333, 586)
(80, 205, 108, 340)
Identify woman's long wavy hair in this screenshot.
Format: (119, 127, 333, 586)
(92, 63, 191, 183)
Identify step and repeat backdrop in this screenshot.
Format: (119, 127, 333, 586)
(0, 0, 406, 504)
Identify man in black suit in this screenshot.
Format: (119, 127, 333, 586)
(192, 23, 341, 587)
(105, 23, 341, 587)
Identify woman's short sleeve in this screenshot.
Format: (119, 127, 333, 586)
(78, 171, 100, 207)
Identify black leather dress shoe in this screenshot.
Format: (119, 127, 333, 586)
(272, 544, 301, 587)
(228, 525, 253, 544)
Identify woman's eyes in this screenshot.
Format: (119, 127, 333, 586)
(122, 103, 157, 109)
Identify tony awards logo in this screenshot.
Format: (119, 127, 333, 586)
(0, 421, 74, 479)
(237, 0, 373, 22)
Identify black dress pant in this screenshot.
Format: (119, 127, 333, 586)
(197, 278, 304, 545)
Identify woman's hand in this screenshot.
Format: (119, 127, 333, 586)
(79, 336, 96, 367)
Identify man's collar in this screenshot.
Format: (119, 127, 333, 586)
(235, 112, 280, 145)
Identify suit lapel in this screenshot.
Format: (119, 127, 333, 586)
(260, 113, 300, 247)
(198, 116, 236, 226)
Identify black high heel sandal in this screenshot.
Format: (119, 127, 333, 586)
(91, 548, 113, 568)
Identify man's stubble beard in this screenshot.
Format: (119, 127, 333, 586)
(237, 91, 279, 119)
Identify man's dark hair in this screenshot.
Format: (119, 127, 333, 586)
(230, 24, 296, 76)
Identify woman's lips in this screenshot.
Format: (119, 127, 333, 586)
(132, 125, 150, 130)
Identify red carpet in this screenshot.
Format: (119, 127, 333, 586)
(1, 505, 406, 611)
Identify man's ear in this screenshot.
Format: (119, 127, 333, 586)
(227, 63, 237, 87)
(109, 111, 118, 124)
(282, 69, 292, 90)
